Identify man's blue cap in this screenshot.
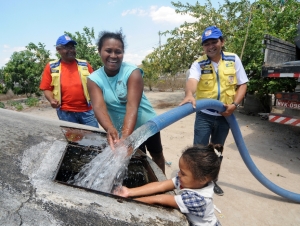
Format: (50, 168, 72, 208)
(56, 35, 77, 46)
(201, 26, 223, 44)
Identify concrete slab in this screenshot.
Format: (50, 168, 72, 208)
(0, 109, 188, 226)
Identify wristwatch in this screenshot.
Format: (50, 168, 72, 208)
(232, 102, 240, 108)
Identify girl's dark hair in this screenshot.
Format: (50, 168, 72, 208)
(96, 29, 126, 51)
(181, 143, 223, 182)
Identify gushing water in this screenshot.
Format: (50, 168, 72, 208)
(68, 121, 158, 193)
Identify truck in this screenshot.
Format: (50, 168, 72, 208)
(261, 25, 300, 127)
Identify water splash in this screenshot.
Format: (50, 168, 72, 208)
(69, 121, 158, 193)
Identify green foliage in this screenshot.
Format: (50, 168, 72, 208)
(13, 87, 22, 95)
(3, 43, 50, 96)
(7, 100, 19, 107)
(0, 102, 4, 108)
(63, 27, 103, 70)
(6, 100, 23, 111)
(141, 54, 160, 91)
(145, 0, 300, 97)
(0, 67, 4, 94)
(15, 103, 23, 111)
(1, 26, 102, 97)
(0, 67, 3, 78)
(229, 0, 300, 97)
(0, 84, 4, 94)
(25, 97, 39, 107)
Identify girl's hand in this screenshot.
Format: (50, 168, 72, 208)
(113, 186, 130, 198)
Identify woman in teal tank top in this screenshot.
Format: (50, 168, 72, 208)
(87, 30, 165, 173)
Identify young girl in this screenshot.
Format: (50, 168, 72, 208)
(115, 143, 223, 226)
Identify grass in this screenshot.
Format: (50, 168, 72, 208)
(15, 103, 23, 111)
(25, 97, 39, 107)
(0, 91, 40, 111)
(6, 100, 21, 107)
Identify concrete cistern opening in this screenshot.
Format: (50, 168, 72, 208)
(54, 126, 159, 194)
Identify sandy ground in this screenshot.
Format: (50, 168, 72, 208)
(18, 90, 300, 226)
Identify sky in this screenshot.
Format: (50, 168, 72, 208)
(0, 0, 226, 68)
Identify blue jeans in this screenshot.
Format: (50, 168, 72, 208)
(56, 109, 99, 128)
(194, 111, 229, 146)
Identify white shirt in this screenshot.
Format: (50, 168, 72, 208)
(188, 53, 248, 116)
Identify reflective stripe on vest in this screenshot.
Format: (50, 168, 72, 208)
(195, 52, 237, 104)
(49, 59, 91, 105)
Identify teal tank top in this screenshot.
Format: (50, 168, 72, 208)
(88, 62, 157, 134)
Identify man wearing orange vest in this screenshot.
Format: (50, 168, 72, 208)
(180, 26, 248, 196)
(40, 35, 99, 128)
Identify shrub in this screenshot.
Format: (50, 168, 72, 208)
(7, 100, 19, 107)
(15, 103, 23, 111)
(25, 97, 39, 107)
(0, 84, 5, 94)
(0, 102, 5, 108)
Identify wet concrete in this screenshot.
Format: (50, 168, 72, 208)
(0, 108, 188, 226)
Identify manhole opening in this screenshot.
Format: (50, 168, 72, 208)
(54, 126, 158, 194)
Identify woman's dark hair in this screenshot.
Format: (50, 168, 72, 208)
(219, 36, 226, 51)
(181, 143, 223, 182)
(96, 29, 126, 51)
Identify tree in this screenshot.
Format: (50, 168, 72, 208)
(3, 43, 51, 96)
(145, 0, 226, 90)
(0, 67, 4, 94)
(222, 0, 299, 97)
(144, 0, 299, 98)
(2, 27, 102, 97)
(143, 24, 202, 91)
(141, 53, 160, 91)
(63, 27, 103, 70)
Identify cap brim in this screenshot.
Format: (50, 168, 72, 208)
(202, 37, 220, 44)
(67, 40, 77, 45)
